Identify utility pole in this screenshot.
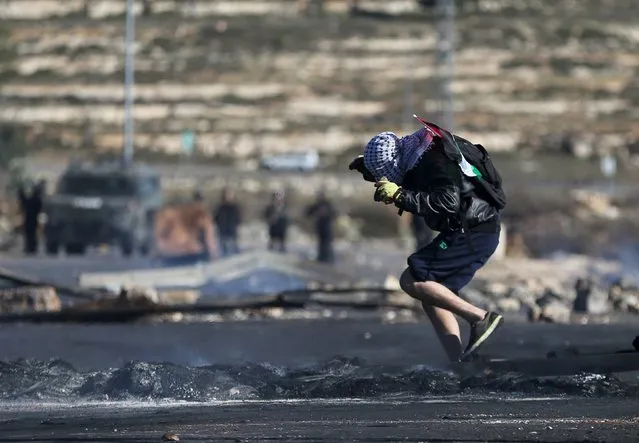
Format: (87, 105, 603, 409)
(435, 0, 455, 131)
(123, 0, 136, 166)
(403, 54, 414, 132)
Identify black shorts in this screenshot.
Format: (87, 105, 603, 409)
(407, 230, 500, 293)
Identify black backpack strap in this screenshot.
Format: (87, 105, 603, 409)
(458, 195, 475, 253)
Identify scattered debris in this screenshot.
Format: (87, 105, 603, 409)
(609, 285, 639, 314)
(0, 286, 61, 313)
(73, 286, 159, 310)
(571, 190, 620, 220)
(0, 266, 101, 301)
(537, 298, 572, 324)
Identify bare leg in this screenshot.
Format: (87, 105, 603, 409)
(422, 302, 462, 362)
(400, 269, 487, 362)
(400, 270, 485, 324)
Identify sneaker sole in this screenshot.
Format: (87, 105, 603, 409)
(460, 314, 504, 361)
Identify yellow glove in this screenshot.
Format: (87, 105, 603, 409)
(374, 177, 401, 204)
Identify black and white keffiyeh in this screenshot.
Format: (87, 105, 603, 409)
(363, 128, 434, 184)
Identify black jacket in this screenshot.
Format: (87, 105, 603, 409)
(264, 204, 289, 238)
(395, 141, 500, 233)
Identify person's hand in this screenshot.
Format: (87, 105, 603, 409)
(348, 155, 376, 182)
(374, 177, 401, 204)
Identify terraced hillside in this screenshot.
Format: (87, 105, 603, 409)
(0, 0, 638, 160)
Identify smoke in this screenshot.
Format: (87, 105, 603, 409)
(616, 243, 639, 287)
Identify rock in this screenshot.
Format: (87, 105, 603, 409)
(483, 281, 510, 298)
(0, 286, 61, 313)
(508, 285, 538, 310)
(74, 286, 160, 311)
(535, 288, 572, 323)
(585, 293, 610, 315)
(617, 294, 639, 313)
(158, 312, 185, 323)
(161, 433, 179, 441)
(118, 285, 160, 306)
(496, 297, 521, 313)
(158, 290, 200, 305)
(539, 300, 572, 323)
(608, 285, 639, 313)
(571, 190, 620, 220)
(573, 278, 610, 315)
(460, 288, 495, 311)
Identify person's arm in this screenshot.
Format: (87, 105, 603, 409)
(394, 160, 461, 219)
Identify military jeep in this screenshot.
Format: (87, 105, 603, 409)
(44, 161, 163, 257)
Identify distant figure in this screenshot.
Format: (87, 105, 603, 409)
(306, 190, 337, 263)
(411, 214, 434, 250)
(18, 180, 45, 255)
(214, 187, 242, 256)
(141, 0, 153, 15)
(154, 200, 217, 267)
(264, 191, 289, 253)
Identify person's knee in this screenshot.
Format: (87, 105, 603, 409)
(399, 269, 416, 294)
(401, 269, 428, 301)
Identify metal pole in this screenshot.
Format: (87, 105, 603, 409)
(436, 0, 455, 131)
(123, 0, 135, 166)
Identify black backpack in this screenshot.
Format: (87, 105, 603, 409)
(414, 117, 507, 210)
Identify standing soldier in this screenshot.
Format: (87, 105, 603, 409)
(214, 187, 242, 256)
(17, 179, 44, 255)
(264, 191, 289, 253)
(306, 190, 337, 263)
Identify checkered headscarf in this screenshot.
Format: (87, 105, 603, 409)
(363, 128, 433, 184)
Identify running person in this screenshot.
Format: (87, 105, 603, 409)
(349, 119, 504, 362)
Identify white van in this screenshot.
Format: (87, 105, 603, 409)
(260, 150, 320, 172)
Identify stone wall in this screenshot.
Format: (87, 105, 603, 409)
(0, 0, 638, 158)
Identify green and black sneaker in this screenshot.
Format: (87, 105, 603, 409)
(460, 312, 504, 362)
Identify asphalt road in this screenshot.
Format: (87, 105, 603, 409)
(1, 318, 638, 371)
(1, 398, 638, 442)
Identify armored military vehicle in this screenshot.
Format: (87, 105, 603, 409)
(44, 161, 163, 257)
